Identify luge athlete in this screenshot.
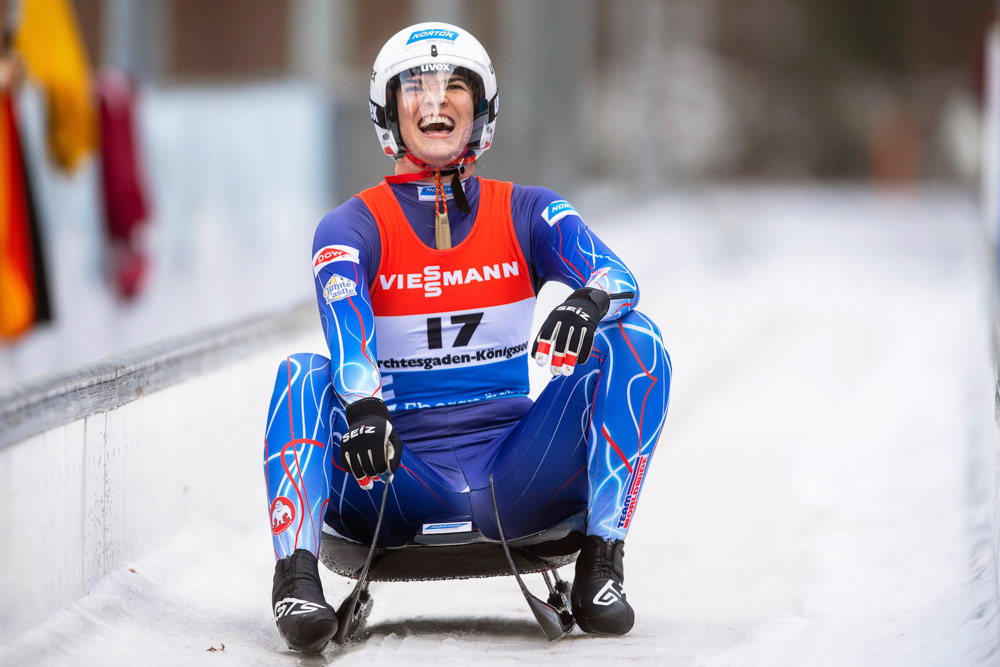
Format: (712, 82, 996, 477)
(263, 22, 671, 653)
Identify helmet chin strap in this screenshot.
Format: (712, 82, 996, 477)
(384, 152, 473, 250)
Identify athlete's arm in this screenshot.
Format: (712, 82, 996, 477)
(514, 187, 638, 321)
(312, 200, 384, 404)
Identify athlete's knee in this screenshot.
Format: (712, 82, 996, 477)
(593, 311, 671, 386)
(633, 311, 670, 365)
(624, 309, 664, 335)
(272, 353, 332, 387)
(598, 310, 666, 351)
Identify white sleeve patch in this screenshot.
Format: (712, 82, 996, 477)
(313, 244, 360, 275)
(323, 274, 358, 304)
(540, 200, 579, 226)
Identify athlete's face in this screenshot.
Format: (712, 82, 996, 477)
(397, 68, 474, 168)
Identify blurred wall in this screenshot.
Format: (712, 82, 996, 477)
(74, 0, 994, 190)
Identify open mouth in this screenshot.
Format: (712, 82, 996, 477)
(418, 115, 455, 134)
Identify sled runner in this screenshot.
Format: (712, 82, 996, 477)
(320, 476, 582, 642)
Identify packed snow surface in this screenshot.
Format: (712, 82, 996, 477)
(3, 186, 998, 665)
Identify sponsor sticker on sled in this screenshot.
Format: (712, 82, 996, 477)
(313, 244, 360, 275)
(541, 200, 577, 226)
(271, 497, 295, 535)
(616, 454, 648, 530)
(323, 274, 357, 304)
(422, 521, 473, 534)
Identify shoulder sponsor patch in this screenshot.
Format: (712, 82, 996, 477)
(323, 274, 357, 304)
(541, 200, 578, 226)
(313, 244, 360, 275)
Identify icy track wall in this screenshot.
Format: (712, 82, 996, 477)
(986, 22, 1000, 595)
(0, 305, 325, 644)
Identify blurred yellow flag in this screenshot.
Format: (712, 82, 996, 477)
(15, 0, 97, 172)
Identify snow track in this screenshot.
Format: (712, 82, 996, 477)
(2, 186, 998, 665)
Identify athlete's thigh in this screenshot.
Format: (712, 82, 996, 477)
(468, 364, 600, 538)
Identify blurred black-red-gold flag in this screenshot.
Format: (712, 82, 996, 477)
(0, 93, 37, 338)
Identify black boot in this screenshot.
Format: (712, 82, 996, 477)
(272, 549, 338, 653)
(571, 535, 635, 635)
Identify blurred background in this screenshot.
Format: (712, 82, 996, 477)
(0, 0, 995, 389)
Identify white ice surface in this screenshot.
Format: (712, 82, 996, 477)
(2, 186, 999, 666)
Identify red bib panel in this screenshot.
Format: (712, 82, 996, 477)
(357, 178, 535, 412)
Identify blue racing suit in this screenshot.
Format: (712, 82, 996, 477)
(263, 176, 670, 554)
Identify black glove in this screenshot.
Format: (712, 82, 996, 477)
(339, 398, 402, 490)
(532, 287, 612, 376)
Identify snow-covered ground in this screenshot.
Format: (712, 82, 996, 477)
(2, 186, 998, 665)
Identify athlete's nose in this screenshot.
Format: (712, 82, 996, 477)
(420, 90, 447, 111)
(419, 80, 448, 107)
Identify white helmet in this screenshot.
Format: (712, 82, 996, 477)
(369, 22, 499, 168)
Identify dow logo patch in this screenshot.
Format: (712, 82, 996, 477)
(312, 244, 360, 275)
(271, 497, 295, 535)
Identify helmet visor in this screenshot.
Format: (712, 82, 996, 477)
(392, 65, 482, 167)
